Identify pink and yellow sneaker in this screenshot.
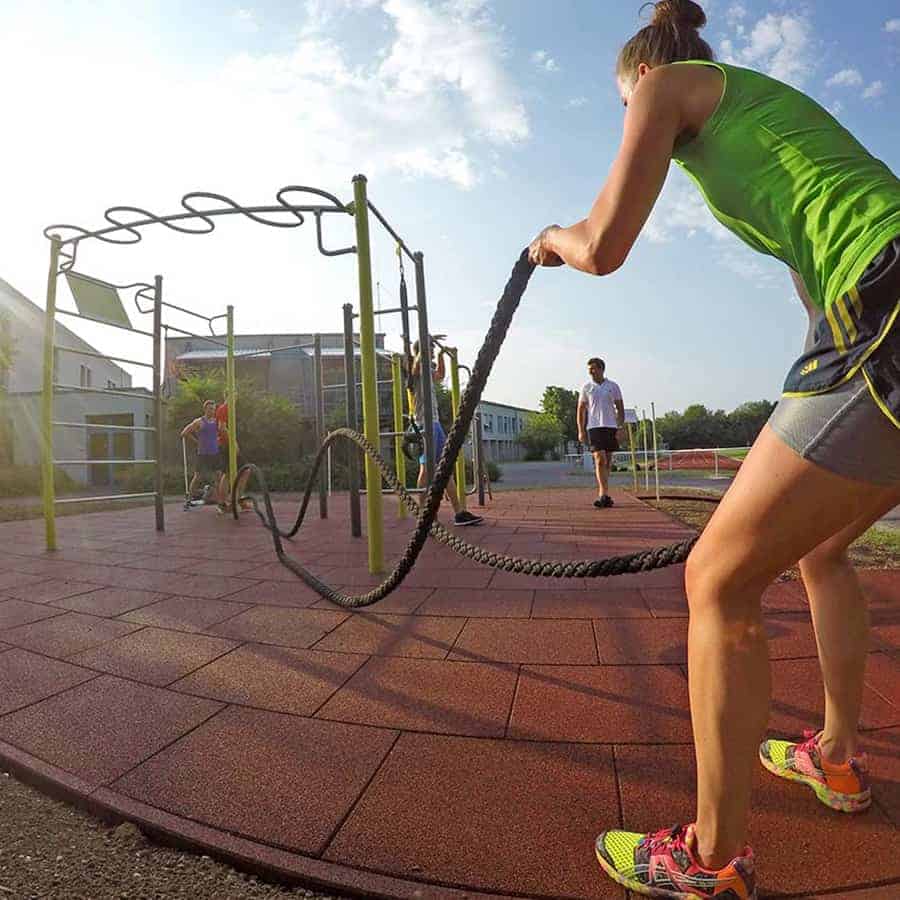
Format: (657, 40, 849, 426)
(595, 823, 756, 899)
(759, 730, 870, 812)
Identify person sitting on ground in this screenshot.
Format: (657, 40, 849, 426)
(180, 400, 226, 509)
(578, 357, 625, 509)
(215, 394, 253, 512)
(528, 1, 900, 896)
(409, 338, 483, 526)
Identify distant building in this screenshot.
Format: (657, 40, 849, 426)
(0, 277, 155, 486)
(164, 332, 395, 423)
(477, 400, 538, 462)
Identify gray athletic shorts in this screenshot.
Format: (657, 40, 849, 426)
(769, 371, 900, 485)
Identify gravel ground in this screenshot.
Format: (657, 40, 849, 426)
(0, 770, 346, 900)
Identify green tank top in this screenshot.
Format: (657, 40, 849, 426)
(671, 62, 900, 311)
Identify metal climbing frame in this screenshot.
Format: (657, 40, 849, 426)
(42, 178, 423, 573)
(40, 254, 233, 550)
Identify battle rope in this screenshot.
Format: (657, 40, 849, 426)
(234, 249, 699, 608)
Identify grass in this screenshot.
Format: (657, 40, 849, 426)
(648, 495, 899, 570)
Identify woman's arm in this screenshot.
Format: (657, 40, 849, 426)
(180, 418, 200, 440)
(530, 67, 685, 275)
(435, 351, 446, 383)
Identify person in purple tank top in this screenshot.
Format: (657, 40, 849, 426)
(181, 400, 225, 507)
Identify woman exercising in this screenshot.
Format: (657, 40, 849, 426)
(528, 2, 900, 897)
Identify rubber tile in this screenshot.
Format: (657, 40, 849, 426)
(509, 664, 691, 743)
(764, 613, 819, 660)
(864, 727, 900, 827)
(613, 564, 687, 592)
(0, 649, 96, 715)
(315, 586, 433, 615)
(209, 606, 348, 648)
(121, 555, 200, 573)
(124, 572, 261, 600)
(316, 657, 518, 737)
(313, 613, 465, 659)
(0, 676, 222, 789)
(51, 587, 169, 617)
(857, 569, 900, 607)
(0, 572, 54, 592)
(172, 644, 367, 716)
(119, 596, 250, 633)
(221, 580, 323, 609)
(324, 733, 621, 899)
(613, 744, 900, 896)
(415, 588, 533, 618)
(404, 568, 495, 590)
(487, 570, 592, 590)
(68, 628, 239, 687)
(531, 588, 650, 619)
(4, 579, 101, 604)
(449, 619, 598, 664)
(593, 619, 688, 664)
(113, 706, 397, 856)
(864, 651, 900, 708)
(762, 580, 809, 612)
(641, 587, 689, 618)
(0, 599, 66, 630)
(0, 613, 141, 658)
(871, 619, 899, 653)
(769, 658, 899, 734)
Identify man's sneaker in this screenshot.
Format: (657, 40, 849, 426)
(595, 824, 756, 899)
(593, 495, 614, 509)
(453, 510, 484, 527)
(759, 730, 870, 812)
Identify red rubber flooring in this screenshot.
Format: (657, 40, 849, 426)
(0, 490, 897, 899)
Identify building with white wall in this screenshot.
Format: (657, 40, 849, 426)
(477, 400, 538, 463)
(1, 277, 155, 486)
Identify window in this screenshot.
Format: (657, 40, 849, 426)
(80, 365, 92, 388)
(107, 379, 116, 389)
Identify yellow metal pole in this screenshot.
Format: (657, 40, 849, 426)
(627, 422, 638, 494)
(41, 236, 61, 551)
(351, 175, 384, 574)
(448, 347, 466, 508)
(225, 305, 237, 495)
(391, 354, 406, 519)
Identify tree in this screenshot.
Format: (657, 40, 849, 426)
(541, 386, 579, 443)
(728, 400, 776, 446)
(517, 413, 564, 461)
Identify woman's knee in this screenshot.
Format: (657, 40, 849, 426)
(685, 537, 773, 615)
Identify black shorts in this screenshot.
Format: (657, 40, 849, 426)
(588, 427, 619, 452)
(195, 452, 223, 480)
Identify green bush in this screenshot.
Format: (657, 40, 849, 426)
(0, 465, 79, 498)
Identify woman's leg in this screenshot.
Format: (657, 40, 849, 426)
(799, 488, 900, 763)
(685, 425, 895, 868)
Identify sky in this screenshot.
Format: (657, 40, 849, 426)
(1, 0, 898, 417)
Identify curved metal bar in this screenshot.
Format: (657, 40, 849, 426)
(43, 185, 351, 250)
(315, 211, 356, 257)
(366, 200, 416, 262)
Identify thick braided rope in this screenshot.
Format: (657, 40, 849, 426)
(235, 250, 698, 608)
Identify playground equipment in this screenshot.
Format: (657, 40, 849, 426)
(40, 257, 234, 549)
(41, 178, 443, 572)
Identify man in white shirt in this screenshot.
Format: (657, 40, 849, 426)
(578, 357, 625, 508)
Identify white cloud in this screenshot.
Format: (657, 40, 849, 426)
(862, 80, 885, 100)
(231, 8, 259, 33)
(726, 3, 747, 34)
(885, 19, 900, 33)
(719, 12, 815, 88)
(643, 175, 729, 245)
(825, 68, 862, 88)
(531, 49, 559, 72)
(830, 100, 844, 117)
(567, 96, 588, 108)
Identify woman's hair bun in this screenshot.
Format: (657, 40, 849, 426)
(649, 0, 707, 30)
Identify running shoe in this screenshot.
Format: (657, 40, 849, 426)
(759, 730, 870, 812)
(453, 510, 484, 526)
(593, 495, 614, 508)
(595, 824, 756, 899)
